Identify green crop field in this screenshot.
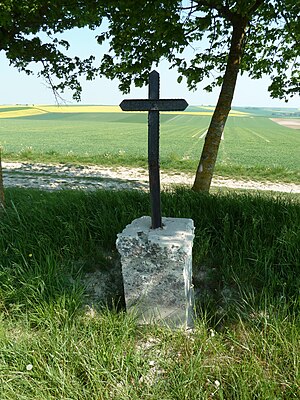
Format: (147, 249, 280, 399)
(0, 105, 299, 182)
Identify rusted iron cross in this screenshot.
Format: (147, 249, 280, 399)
(120, 70, 188, 229)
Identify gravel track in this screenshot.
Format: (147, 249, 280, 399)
(2, 162, 300, 194)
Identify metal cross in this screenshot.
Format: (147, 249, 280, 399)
(119, 70, 188, 229)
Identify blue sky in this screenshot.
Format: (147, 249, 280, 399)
(0, 27, 299, 108)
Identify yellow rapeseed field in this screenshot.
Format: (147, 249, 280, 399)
(0, 104, 249, 118)
(60, 106, 248, 116)
(198, 106, 248, 116)
(38, 105, 121, 113)
(0, 108, 47, 118)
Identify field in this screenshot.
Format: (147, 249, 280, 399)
(0, 105, 299, 182)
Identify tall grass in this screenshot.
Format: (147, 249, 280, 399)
(0, 188, 299, 399)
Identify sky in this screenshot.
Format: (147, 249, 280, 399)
(0, 27, 299, 108)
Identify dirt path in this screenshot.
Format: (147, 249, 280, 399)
(2, 161, 300, 194)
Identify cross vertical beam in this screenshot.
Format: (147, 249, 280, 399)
(119, 70, 188, 230)
(148, 71, 162, 228)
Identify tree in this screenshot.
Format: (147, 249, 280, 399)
(99, 0, 299, 191)
(0, 0, 105, 101)
(1, 1, 299, 191)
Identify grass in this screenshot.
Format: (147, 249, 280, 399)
(0, 187, 299, 399)
(0, 106, 299, 183)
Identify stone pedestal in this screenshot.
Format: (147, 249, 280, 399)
(116, 216, 195, 329)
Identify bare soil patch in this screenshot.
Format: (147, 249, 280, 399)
(2, 162, 300, 194)
(270, 118, 300, 129)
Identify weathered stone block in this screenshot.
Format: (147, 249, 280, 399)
(116, 216, 195, 328)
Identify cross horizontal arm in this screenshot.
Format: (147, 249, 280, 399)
(119, 99, 188, 112)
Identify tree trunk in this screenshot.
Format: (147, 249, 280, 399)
(0, 149, 5, 208)
(192, 19, 248, 192)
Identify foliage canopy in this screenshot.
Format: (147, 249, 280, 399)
(1, 1, 299, 101)
(0, 0, 105, 100)
(1, 0, 299, 191)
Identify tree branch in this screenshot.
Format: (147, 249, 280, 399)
(248, 0, 265, 15)
(195, 0, 235, 22)
(179, 1, 198, 11)
(41, 60, 67, 105)
(281, 9, 300, 45)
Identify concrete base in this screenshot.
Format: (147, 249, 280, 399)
(116, 216, 195, 329)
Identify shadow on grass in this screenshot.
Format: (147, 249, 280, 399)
(3, 163, 149, 191)
(0, 187, 299, 330)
